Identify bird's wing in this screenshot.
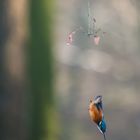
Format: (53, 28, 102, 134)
(97, 119, 107, 134)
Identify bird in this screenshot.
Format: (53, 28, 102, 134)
(88, 95, 107, 140)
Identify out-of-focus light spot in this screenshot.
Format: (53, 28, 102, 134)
(79, 50, 113, 73)
(107, 87, 139, 110)
(112, 0, 138, 27)
(112, 60, 135, 81)
(58, 44, 79, 65)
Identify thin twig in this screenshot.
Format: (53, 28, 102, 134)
(103, 133, 106, 140)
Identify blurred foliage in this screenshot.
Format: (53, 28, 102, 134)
(28, 0, 57, 140)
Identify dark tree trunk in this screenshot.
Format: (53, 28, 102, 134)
(0, 0, 27, 140)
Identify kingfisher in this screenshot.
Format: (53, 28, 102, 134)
(88, 95, 107, 140)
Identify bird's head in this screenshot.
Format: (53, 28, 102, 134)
(94, 95, 103, 110)
(94, 95, 102, 104)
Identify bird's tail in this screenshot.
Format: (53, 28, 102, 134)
(103, 133, 106, 140)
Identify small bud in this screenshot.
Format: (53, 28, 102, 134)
(94, 36, 100, 45)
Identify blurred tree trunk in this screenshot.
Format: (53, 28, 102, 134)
(28, 0, 56, 140)
(0, 0, 27, 140)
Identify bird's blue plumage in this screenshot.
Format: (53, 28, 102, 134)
(98, 119, 106, 134)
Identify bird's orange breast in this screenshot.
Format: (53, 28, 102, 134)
(89, 104, 103, 124)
